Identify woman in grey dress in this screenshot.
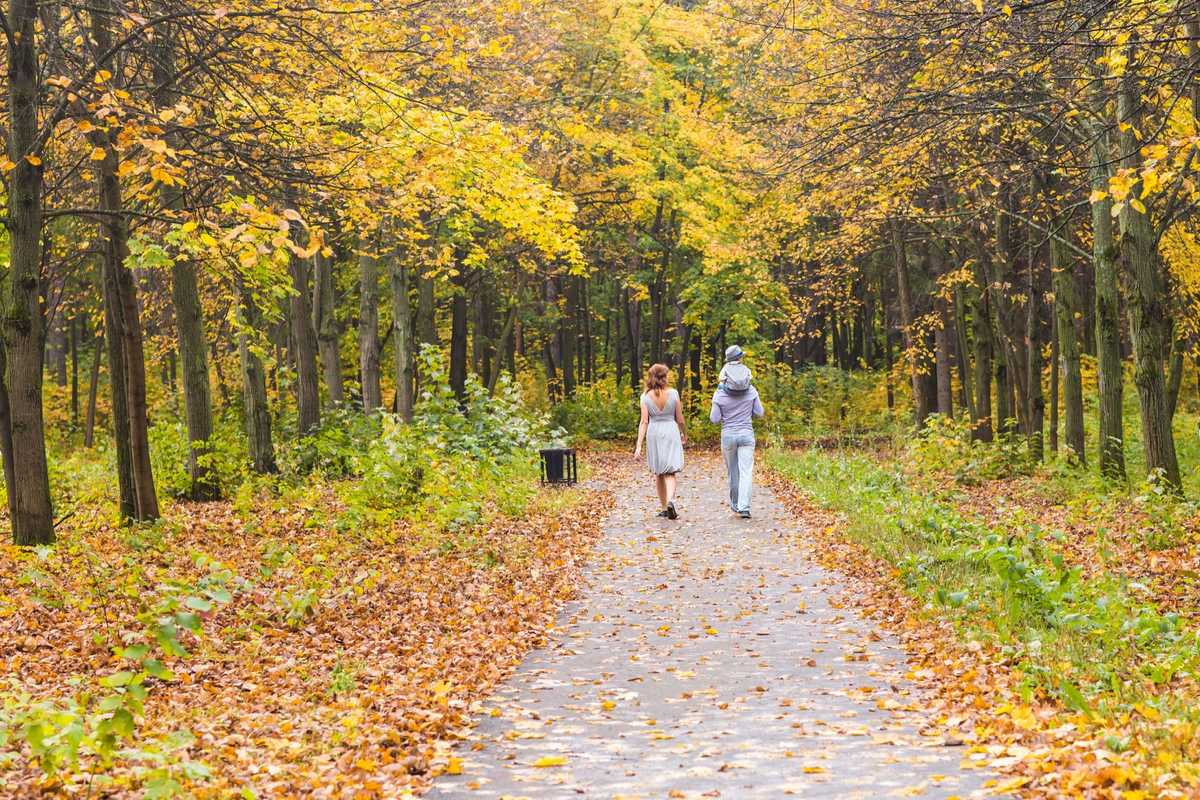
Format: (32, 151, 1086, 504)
(634, 364, 687, 519)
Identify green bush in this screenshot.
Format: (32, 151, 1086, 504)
(148, 413, 249, 498)
(908, 413, 1033, 484)
(277, 404, 383, 478)
(346, 347, 558, 527)
(552, 382, 639, 440)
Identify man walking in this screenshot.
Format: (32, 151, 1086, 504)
(710, 345, 764, 519)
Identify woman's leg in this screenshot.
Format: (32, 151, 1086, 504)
(664, 473, 677, 506)
(655, 474, 668, 508)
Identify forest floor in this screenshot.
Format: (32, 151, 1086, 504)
(428, 453, 999, 799)
(0, 474, 610, 798)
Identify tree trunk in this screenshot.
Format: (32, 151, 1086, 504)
(1050, 310, 1059, 454)
(625, 227, 644, 384)
(391, 252, 414, 422)
(1026, 241, 1046, 463)
(102, 247, 136, 521)
(1091, 121, 1125, 478)
(359, 247, 382, 413)
(1118, 59, 1181, 490)
(934, 309, 953, 416)
(171, 255, 218, 499)
(449, 269, 469, 403)
(70, 316, 80, 428)
(154, 24, 216, 500)
(47, 314, 67, 387)
(312, 250, 343, 405)
(543, 276, 561, 401)
(890, 219, 933, 427)
(1051, 223, 1085, 464)
(234, 273, 276, 473)
(969, 259, 994, 441)
(988, 193, 1032, 435)
(84, 333, 102, 449)
(675, 301, 689, 389)
(489, 302, 518, 394)
(996, 349, 1012, 436)
(562, 276, 577, 398)
(0, 345, 16, 524)
(417, 270, 437, 346)
(582, 278, 595, 384)
(92, 0, 159, 521)
(3, 0, 55, 544)
(624, 288, 642, 387)
(953, 286, 975, 423)
(1167, 338, 1185, 421)
(288, 235, 321, 434)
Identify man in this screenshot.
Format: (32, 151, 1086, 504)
(710, 345, 764, 519)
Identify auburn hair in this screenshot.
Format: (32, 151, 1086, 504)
(644, 363, 670, 392)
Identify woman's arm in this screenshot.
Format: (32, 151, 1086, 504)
(673, 391, 687, 444)
(634, 398, 649, 457)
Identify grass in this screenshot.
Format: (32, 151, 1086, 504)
(766, 446, 1200, 726)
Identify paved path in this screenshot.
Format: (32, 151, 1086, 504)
(430, 454, 993, 799)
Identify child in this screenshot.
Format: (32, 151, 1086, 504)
(718, 345, 752, 392)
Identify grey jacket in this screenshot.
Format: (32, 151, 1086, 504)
(710, 383, 764, 434)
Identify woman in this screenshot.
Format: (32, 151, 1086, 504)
(634, 364, 686, 519)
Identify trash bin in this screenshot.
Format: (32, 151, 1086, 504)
(539, 448, 577, 486)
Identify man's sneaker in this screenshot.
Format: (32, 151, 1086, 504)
(666, 502, 678, 520)
(739, 510, 752, 519)
(656, 509, 669, 518)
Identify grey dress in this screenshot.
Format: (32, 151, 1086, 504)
(642, 389, 684, 475)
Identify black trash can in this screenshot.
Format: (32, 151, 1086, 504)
(539, 448, 577, 486)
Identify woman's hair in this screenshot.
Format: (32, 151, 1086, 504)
(645, 363, 670, 392)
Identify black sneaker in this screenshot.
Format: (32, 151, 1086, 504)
(666, 502, 678, 520)
(739, 510, 751, 519)
(656, 509, 669, 518)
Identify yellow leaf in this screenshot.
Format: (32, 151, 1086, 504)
(1001, 4, 1012, 15)
(0, 159, 15, 173)
(974, 0, 983, 11)
(803, 765, 827, 774)
(994, 776, 1031, 791)
(1134, 702, 1161, 721)
(446, 756, 463, 775)
(1089, 189, 1108, 204)
(355, 758, 376, 772)
(89, 147, 108, 161)
(601, 700, 616, 711)
(1130, 198, 1147, 215)
(532, 755, 567, 768)
(1009, 705, 1038, 730)
(24, 154, 41, 166)
(705, 627, 718, 635)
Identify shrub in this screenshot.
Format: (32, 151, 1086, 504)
(148, 412, 249, 498)
(346, 347, 560, 527)
(909, 413, 1033, 484)
(552, 382, 639, 441)
(277, 404, 382, 478)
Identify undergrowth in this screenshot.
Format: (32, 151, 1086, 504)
(767, 447, 1200, 732)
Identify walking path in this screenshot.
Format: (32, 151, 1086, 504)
(429, 454, 994, 799)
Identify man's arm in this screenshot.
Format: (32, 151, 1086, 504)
(752, 391, 765, 418)
(709, 393, 723, 424)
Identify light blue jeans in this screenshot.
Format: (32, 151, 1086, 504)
(721, 431, 756, 513)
